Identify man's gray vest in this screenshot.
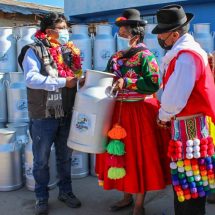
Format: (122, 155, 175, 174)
(19, 42, 76, 119)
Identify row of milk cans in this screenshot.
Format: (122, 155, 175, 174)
(0, 23, 214, 74)
(0, 125, 95, 192)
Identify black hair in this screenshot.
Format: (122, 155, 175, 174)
(40, 13, 68, 33)
(176, 23, 190, 36)
(125, 25, 145, 43)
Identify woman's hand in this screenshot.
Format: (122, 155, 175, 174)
(114, 78, 124, 90)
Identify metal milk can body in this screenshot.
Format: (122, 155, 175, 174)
(90, 154, 97, 176)
(0, 73, 7, 123)
(17, 26, 37, 72)
(67, 70, 116, 153)
(24, 143, 58, 191)
(71, 151, 89, 179)
(0, 27, 17, 73)
(0, 128, 23, 191)
(6, 72, 29, 122)
(6, 122, 29, 145)
(144, 24, 165, 66)
(70, 25, 92, 72)
(93, 24, 116, 71)
(193, 23, 214, 53)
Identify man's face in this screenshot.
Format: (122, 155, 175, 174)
(46, 21, 68, 40)
(157, 32, 174, 47)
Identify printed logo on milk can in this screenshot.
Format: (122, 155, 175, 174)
(0, 52, 8, 62)
(75, 113, 90, 132)
(16, 99, 28, 111)
(72, 111, 96, 136)
(100, 49, 111, 60)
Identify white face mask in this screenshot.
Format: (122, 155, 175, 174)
(58, 29, 69, 45)
(117, 36, 131, 51)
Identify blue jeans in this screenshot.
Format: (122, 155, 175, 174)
(29, 117, 72, 200)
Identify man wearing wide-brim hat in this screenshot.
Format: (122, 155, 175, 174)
(152, 4, 215, 215)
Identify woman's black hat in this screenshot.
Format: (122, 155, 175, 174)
(115, 9, 147, 27)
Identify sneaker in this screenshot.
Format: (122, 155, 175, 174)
(35, 199, 48, 215)
(58, 192, 81, 208)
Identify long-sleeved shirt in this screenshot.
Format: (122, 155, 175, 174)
(22, 48, 66, 91)
(159, 33, 208, 121)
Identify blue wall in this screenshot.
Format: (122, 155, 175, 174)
(67, 1, 215, 34)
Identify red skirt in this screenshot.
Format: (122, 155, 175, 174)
(96, 98, 171, 194)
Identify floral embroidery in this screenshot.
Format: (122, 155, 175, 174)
(151, 73, 159, 84)
(124, 69, 138, 79)
(125, 54, 140, 67)
(35, 30, 82, 78)
(148, 58, 159, 73)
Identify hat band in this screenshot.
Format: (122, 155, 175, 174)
(158, 16, 187, 28)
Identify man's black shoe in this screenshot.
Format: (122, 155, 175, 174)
(35, 199, 48, 215)
(58, 192, 81, 208)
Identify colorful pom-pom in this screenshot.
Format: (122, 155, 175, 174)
(106, 140, 125, 155)
(108, 167, 126, 179)
(108, 123, 127, 139)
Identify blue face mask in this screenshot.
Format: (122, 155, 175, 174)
(58, 29, 69, 45)
(117, 36, 131, 51)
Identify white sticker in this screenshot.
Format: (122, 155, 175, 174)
(72, 111, 96, 136)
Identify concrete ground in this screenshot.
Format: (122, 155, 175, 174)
(0, 176, 214, 215)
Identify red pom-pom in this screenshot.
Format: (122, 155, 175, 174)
(183, 189, 190, 195)
(169, 140, 176, 147)
(201, 145, 208, 151)
(177, 153, 183, 159)
(191, 193, 199, 199)
(199, 165, 206, 171)
(208, 149, 215, 156)
(175, 148, 182, 153)
(107, 155, 125, 167)
(208, 143, 215, 150)
(200, 138, 208, 145)
(191, 159, 198, 165)
(174, 185, 182, 192)
(175, 141, 183, 147)
(207, 136, 214, 144)
(201, 151, 207, 157)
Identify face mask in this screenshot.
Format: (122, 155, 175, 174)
(117, 36, 131, 51)
(58, 29, 69, 45)
(157, 33, 173, 50)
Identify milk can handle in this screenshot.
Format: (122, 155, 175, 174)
(3, 79, 9, 87)
(108, 82, 119, 98)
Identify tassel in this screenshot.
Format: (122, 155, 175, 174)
(108, 167, 126, 179)
(107, 155, 125, 167)
(108, 123, 127, 139)
(106, 140, 125, 155)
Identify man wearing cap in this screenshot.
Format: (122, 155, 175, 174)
(152, 4, 215, 215)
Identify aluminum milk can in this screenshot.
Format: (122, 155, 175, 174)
(67, 69, 116, 153)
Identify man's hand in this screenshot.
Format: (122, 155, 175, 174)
(157, 117, 171, 129)
(78, 76, 85, 88)
(65, 77, 78, 88)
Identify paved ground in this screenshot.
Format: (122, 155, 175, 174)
(0, 176, 214, 215)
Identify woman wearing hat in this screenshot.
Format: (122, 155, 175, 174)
(152, 4, 215, 215)
(96, 8, 170, 215)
